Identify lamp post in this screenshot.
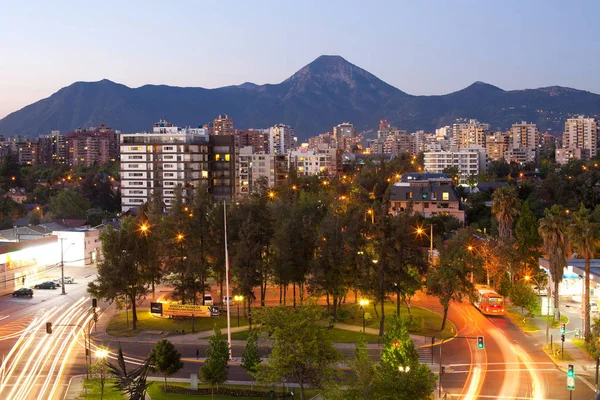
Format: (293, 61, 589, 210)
(234, 295, 243, 327)
(365, 209, 374, 224)
(415, 225, 433, 267)
(359, 299, 369, 333)
(59, 238, 75, 295)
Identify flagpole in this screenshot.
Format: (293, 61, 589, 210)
(224, 201, 232, 360)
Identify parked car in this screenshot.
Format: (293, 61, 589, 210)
(203, 294, 214, 306)
(532, 286, 548, 296)
(51, 278, 62, 287)
(34, 281, 56, 290)
(63, 276, 74, 284)
(13, 288, 33, 297)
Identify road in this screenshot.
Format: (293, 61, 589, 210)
(0, 267, 97, 400)
(0, 271, 598, 399)
(411, 294, 597, 399)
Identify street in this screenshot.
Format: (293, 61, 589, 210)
(0, 270, 598, 399)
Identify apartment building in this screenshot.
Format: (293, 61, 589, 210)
(289, 144, 342, 177)
(237, 146, 288, 196)
(389, 172, 464, 223)
(269, 124, 294, 155)
(453, 119, 490, 149)
(235, 129, 269, 153)
(120, 120, 235, 213)
(67, 124, 119, 167)
(504, 147, 538, 165)
(556, 115, 598, 164)
(213, 114, 234, 136)
(424, 150, 481, 184)
(485, 132, 509, 162)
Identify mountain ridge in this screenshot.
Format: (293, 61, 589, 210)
(1, 55, 599, 139)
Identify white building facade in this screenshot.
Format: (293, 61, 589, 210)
(424, 150, 481, 184)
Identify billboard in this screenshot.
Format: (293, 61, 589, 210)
(164, 303, 212, 317)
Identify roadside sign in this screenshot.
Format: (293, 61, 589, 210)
(567, 376, 575, 390)
(150, 302, 163, 315)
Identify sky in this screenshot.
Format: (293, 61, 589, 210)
(1, 0, 599, 119)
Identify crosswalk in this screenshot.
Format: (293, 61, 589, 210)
(418, 345, 434, 364)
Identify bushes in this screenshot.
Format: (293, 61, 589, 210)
(402, 315, 424, 332)
(336, 307, 353, 322)
(162, 384, 295, 397)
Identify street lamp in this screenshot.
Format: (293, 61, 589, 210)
(234, 295, 243, 327)
(359, 299, 369, 333)
(59, 238, 76, 295)
(415, 225, 434, 267)
(365, 209, 374, 224)
(398, 365, 411, 373)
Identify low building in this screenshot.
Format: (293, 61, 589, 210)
(504, 147, 538, 165)
(424, 150, 481, 184)
(389, 173, 465, 223)
(555, 147, 590, 166)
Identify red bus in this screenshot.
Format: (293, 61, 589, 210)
(473, 285, 505, 315)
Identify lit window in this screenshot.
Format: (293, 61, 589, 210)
(225, 154, 231, 161)
(215, 154, 221, 161)
(442, 192, 449, 200)
(202, 171, 208, 178)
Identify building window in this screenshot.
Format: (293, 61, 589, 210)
(442, 192, 449, 200)
(424, 203, 429, 209)
(202, 171, 209, 178)
(406, 192, 413, 200)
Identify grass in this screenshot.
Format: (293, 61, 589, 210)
(81, 379, 124, 399)
(570, 338, 594, 358)
(231, 326, 381, 344)
(81, 381, 319, 399)
(146, 382, 318, 400)
(339, 302, 456, 339)
(107, 310, 249, 337)
(543, 342, 574, 362)
(505, 305, 540, 333)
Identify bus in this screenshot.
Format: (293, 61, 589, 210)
(473, 285, 505, 316)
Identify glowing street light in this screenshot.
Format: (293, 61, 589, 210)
(234, 295, 244, 327)
(95, 348, 109, 360)
(268, 191, 275, 199)
(365, 208, 374, 224)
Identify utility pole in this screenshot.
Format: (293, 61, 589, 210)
(60, 238, 66, 295)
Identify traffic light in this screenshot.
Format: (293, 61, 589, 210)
(46, 322, 52, 334)
(567, 364, 575, 378)
(561, 334, 565, 342)
(561, 323, 566, 334)
(477, 336, 484, 349)
(92, 298, 97, 308)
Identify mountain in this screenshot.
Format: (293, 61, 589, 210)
(1, 55, 600, 140)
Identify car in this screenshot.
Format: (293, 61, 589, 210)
(591, 301, 599, 313)
(63, 276, 74, 284)
(13, 288, 33, 297)
(532, 286, 548, 296)
(203, 294, 214, 306)
(222, 296, 233, 306)
(51, 278, 62, 287)
(34, 281, 56, 290)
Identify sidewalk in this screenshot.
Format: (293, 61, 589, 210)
(529, 308, 596, 377)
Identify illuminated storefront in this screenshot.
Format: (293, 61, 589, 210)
(0, 236, 59, 294)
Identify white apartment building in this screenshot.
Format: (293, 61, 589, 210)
(555, 148, 590, 166)
(290, 144, 342, 177)
(424, 150, 481, 184)
(453, 119, 491, 149)
(558, 116, 598, 163)
(121, 121, 211, 212)
(504, 148, 538, 165)
(269, 124, 294, 155)
(237, 146, 288, 196)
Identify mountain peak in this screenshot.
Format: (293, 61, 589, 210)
(466, 81, 503, 91)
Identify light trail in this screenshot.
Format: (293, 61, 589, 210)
(0, 297, 96, 400)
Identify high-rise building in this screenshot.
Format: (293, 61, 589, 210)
(510, 122, 540, 149)
(235, 129, 269, 153)
(289, 144, 342, 177)
(213, 114, 234, 136)
(486, 132, 509, 162)
(453, 119, 491, 149)
(67, 124, 119, 167)
(269, 124, 294, 155)
(560, 115, 598, 159)
(120, 120, 235, 213)
(333, 122, 356, 151)
(237, 146, 288, 196)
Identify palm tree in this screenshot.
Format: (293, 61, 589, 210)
(491, 187, 521, 242)
(538, 205, 570, 320)
(569, 204, 599, 341)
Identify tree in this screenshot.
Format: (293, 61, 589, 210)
(241, 331, 261, 375)
(509, 281, 539, 316)
(200, 325, 230, 396)
(569, 204, 600, 340)
(491, 186, 521, 242)
(538, 205, 570, 318)
(427, 229, 475, 331)
(345, 337, 377, 399)
(253, 305, 341, 400)
(370, 315, 436, 400)
(48, 188, 92, 219)
(149, 339, 184, 390)
(188, 182, 213, 306)
(88, 217, 149, 329)
(585, 316, 600, 359)
(89, 359, 112, 400)
(515, 200, 542, 276)
(108, 345, 151, 400)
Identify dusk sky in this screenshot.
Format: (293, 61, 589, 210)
(1, 0, 599, 119)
